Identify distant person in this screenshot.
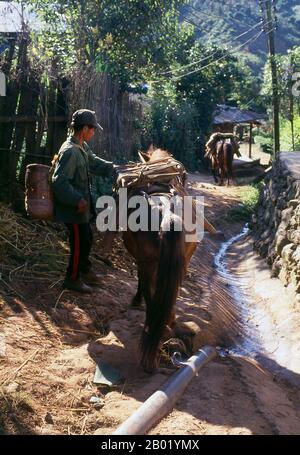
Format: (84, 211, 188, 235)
(52, 109, 117, 294)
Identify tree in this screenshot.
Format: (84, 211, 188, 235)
(143, 41, 254, 168)
(261, 46, 300, 151)
(27, 0, 189, 88)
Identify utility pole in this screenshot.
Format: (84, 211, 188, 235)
(289, 52, 295, 151)
(261, 0, 280, 158)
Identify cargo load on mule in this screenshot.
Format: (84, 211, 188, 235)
(204, 132, 241, 160)
(113, 151, 187, 192)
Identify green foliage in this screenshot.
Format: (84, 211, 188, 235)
(261, 47, 300, 109)
(24, 0, 269, 173)
(280, 116, 300, 151)
(254, 131, 274, 154)
(143, 41, 253, 169)
(181, 0, 300, 72)
(27, 0, 189, 86)
(227, 183, 262, 222)
(261, 46, 300, 151)
(142, 90, 200, 170)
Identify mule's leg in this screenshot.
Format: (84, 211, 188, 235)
(212, 164, 218, 183)
(138, 262, 156, 328)
(227, 163, 231, 186)
(228, 153, 235, 186)
(219, 167, 224, 186)
(212, 158, 218, 183)
(139, 262, 160, 372)
(131, 269, 144, 307)
(167, 307, 176, 329)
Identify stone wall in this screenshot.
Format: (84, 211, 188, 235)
(252, 152, 300, 303)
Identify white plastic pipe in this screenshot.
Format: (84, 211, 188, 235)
(113, 345, 217, 435)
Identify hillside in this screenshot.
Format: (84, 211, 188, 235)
(181, 0, 300, 70)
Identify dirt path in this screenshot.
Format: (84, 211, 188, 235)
(1, 171, 300, 435)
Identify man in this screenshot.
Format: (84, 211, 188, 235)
(52, 109, 116, 294)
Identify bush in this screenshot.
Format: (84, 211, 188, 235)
(226, 183, 262, 222)
(280, 116, 300, 151)
(254, 131, 273, 154)
(142, 93, 207, 171)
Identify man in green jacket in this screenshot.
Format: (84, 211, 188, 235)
(52, 109, 115, 294)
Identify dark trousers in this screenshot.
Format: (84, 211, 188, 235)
(65, 223, 93, 281)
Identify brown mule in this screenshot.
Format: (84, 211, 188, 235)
(212, 139, 240, 186)
(122, 147, 216, 372)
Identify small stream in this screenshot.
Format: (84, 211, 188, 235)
(213, 224, 264, 360)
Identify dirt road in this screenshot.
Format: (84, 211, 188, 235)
(1, 171, 300, 435)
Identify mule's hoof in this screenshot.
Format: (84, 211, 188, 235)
(130, 298, 144, 309)
(142, 359, 159, 374)
(143, 366, 157, 374)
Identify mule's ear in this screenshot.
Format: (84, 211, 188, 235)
(148, 144, 155, 155)
(138, 151, 150, 163)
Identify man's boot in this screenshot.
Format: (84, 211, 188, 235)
(63, 279, 93, 294)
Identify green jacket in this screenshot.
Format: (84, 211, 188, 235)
(52, 136, 114, 224)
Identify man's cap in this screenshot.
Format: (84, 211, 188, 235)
(71, 109, 103, 131)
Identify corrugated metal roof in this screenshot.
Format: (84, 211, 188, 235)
(213, 104, 267, 125)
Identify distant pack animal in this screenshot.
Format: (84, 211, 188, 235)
(212, 139, 240, 186)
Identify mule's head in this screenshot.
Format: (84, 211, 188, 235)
(139, 145, 171, 163)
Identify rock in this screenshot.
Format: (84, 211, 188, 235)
(271, 258, 282, 278)
(275, 233, 289, 255)
(174, 321, 205, 352)
(45, 412, 54, 424)
(294, 294, 300, 311)
(288, 199, 300, 209)
(282, 243, 296, 262)
(295, 206, 300, 225)
(90, 396, 105, 409)
(4, 382, 19, 394)
(281, 207, 294, 225)
(252, 214, 257, 224)
(292, 246, 300, 263)
(279, 267, 289, 286)
(252, 153, 300, 290)
(290, 269, 300, 286)
(287, 229, 300, 245)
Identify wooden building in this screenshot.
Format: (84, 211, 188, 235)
(213, 104, 267, 158)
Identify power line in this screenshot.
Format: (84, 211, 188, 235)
(172, 24, 277, 83)
(185, 2, 254, 29)
(159, 20, 271, 77)
(148, 28, 265, 85)
(170, 29, 265, 82)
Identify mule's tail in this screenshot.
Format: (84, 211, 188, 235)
(141, 213, 185, 371)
